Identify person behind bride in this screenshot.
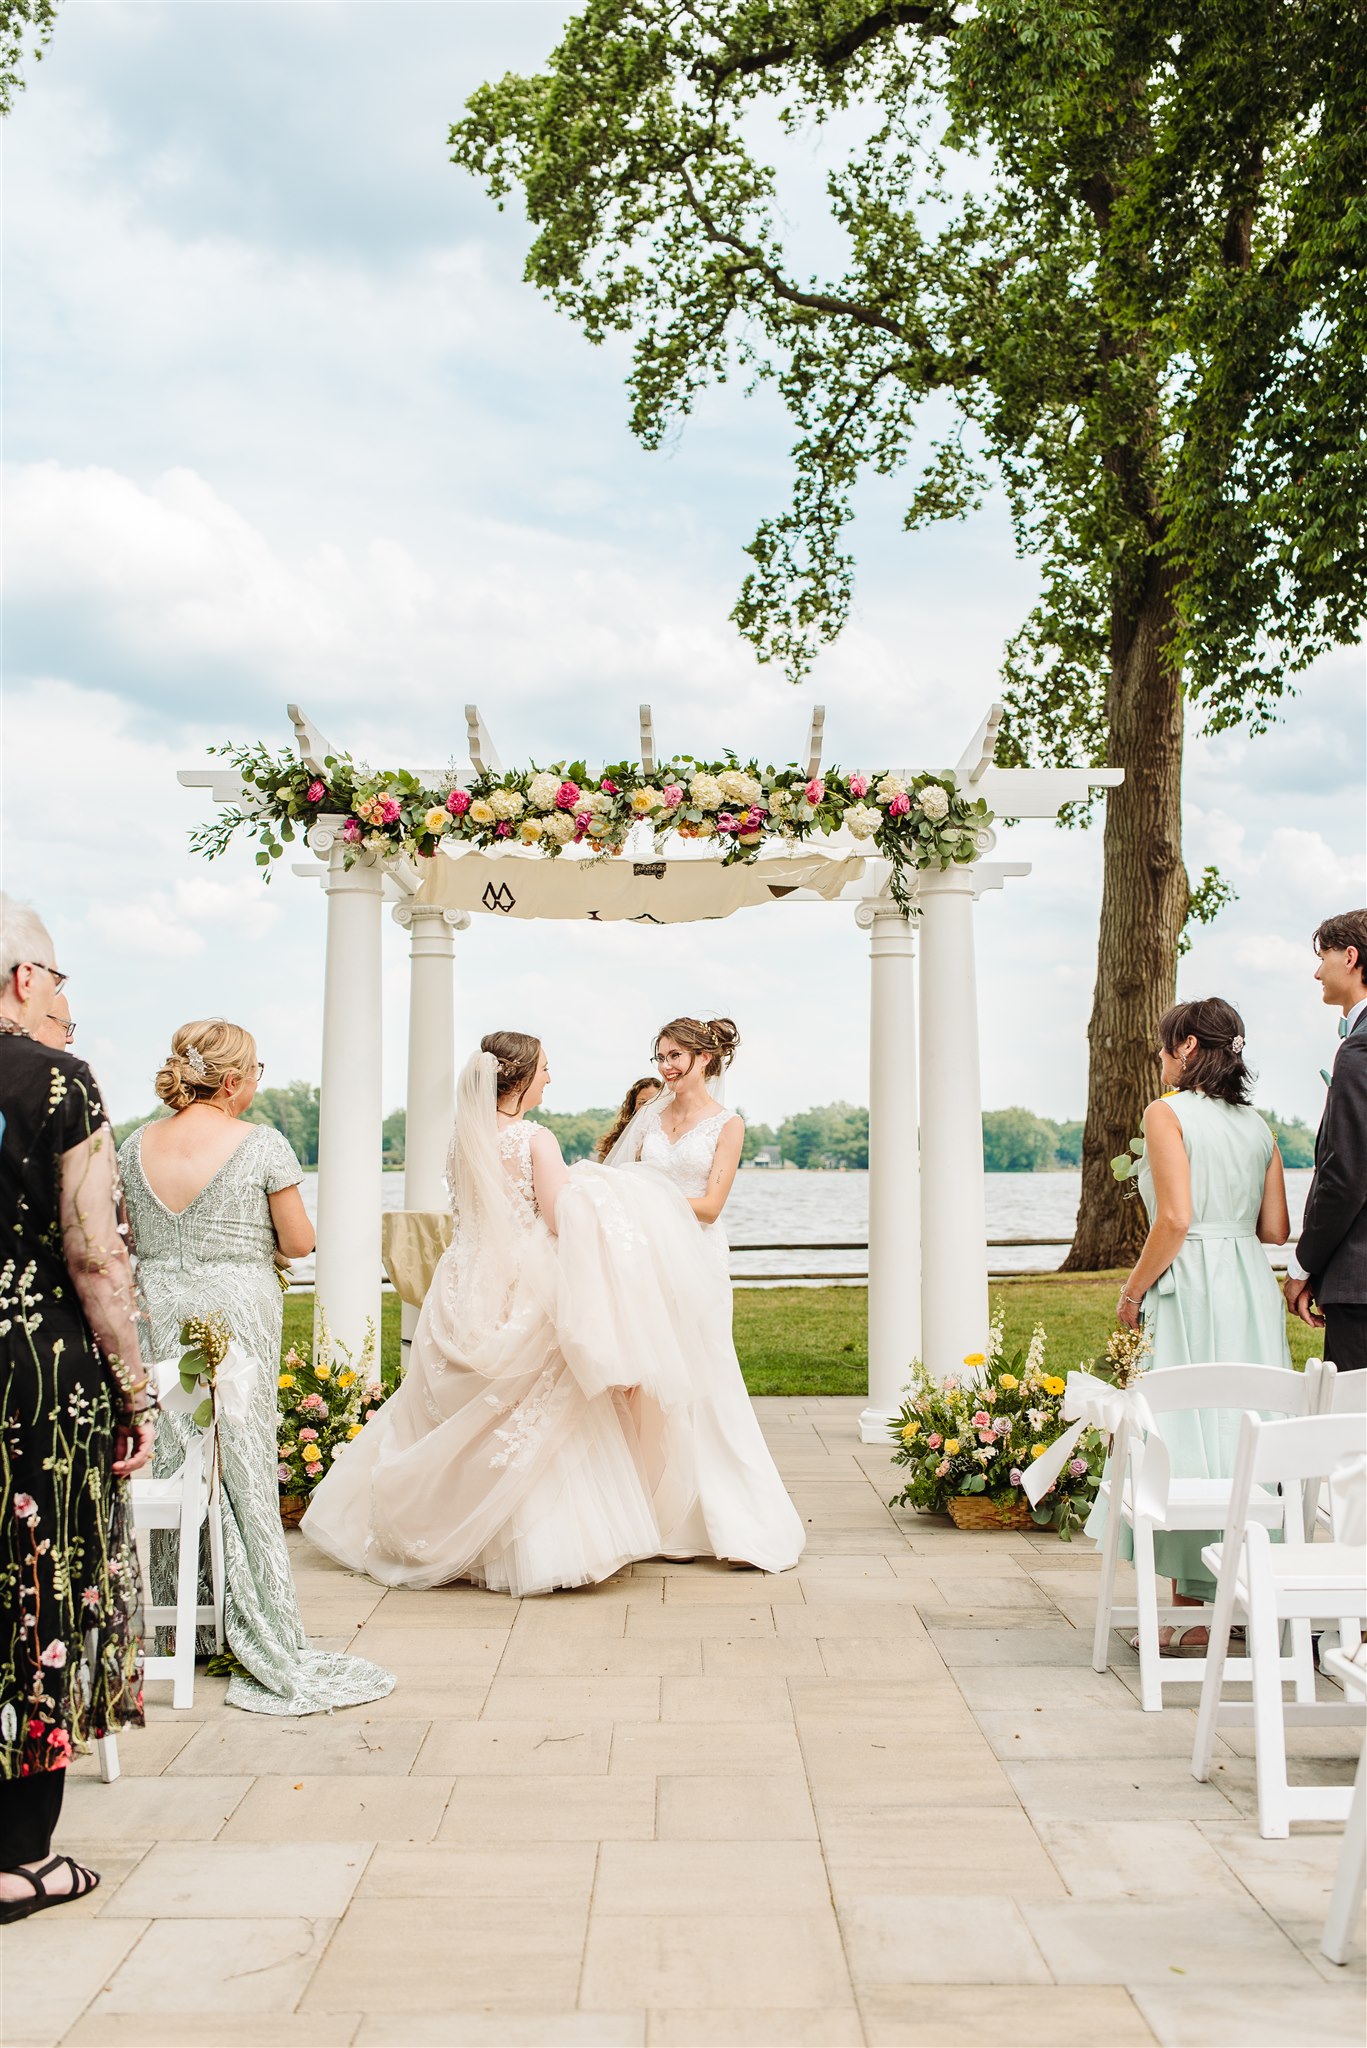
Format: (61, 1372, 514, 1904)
(302, 1031, 670, 1596)
(594, 1075, 661, 1162)
(607, 1015, 805, 1573)
(120, 1020, 394, 1714)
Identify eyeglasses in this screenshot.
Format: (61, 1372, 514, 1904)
(27, 962, 68, 992)
(47, 1012, 76, 1044)
(256, 1062, 265, 1080)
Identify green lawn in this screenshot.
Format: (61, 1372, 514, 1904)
(284, 1274, 1321, 1397)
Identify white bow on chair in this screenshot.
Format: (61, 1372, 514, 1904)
(1022, 1370, 1168, 1516)
(153, 1341, 256, 1427)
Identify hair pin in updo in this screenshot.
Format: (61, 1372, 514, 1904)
(1230, 1035, 1245, 1055)
(183, 1044, 208, 1078)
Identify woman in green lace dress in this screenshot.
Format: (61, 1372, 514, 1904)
(120, 1019, 392, 1716)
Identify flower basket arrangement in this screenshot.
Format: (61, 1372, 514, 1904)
(277, 1317, 385, 1525)
(888, 1319, 1107, 1539)
(192, 742, 994, 918)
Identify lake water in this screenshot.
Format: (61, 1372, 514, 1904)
(294, 1166, 1314, 1286)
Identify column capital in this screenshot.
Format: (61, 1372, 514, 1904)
(391, 901, 470, 934)
(855, 898, 916, 952)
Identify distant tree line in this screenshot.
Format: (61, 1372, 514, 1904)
(112, 1087, 1318, 1175)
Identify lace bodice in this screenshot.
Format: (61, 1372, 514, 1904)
(499, 1120, 538, 1225)
(639, 1104, 732, 1200)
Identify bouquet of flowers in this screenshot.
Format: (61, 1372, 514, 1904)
(276, 1316, 385, 1505)
(888, 1318, 1106, 1538)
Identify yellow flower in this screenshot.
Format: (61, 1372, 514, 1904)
(963, 1352, 986, 1367)
(944, 1438, 961, 1455)
(278, 1373, 295, 1388)
(337, 1371, 355, 1388)
(518, 817, 544, 843)
(901, 1421, 920, 1442)
(469, 798, 496, 825)
(1042, 1375, 1066, 1397)
(999, 1373, 1018, 1391)
(347, 1424, 362, 1438)
(423, 807, 448, 835)
(1030, 1444, 1046, 1459)
(313, 1364, 330, 1380)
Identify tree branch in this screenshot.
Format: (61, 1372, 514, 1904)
(692, 3, 957, 89)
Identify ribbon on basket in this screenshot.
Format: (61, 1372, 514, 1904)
(1022, 1370, 1168, 1518)
(153, 1338, 256, 1428)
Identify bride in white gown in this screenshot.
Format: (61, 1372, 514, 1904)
(609, 1016, 805, 1574)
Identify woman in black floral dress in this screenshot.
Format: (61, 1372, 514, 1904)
(0, 896, 154, 1920)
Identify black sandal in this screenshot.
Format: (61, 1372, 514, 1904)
(0, 1854, 101, 1923)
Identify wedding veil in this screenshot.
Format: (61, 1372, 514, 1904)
(444, 1049, 517, 1314)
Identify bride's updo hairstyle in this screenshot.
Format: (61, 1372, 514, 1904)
(654, 1016, 741, 1080)
(155, 1019, 258, 1112)
(1159, 997, 1252, 1107)
(482, 1030, 542, 1110)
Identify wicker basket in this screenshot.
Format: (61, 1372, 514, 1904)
(279, 1493, 310, 1529)
(947, 1494, 1037, 1533)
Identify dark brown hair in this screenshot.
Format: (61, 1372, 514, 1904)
(653, 1015, 741, 1080)
(1313, 910, 1367, 986)
(1159, 997, 1252, 1106)
(595, 1077, 661, 1161)
(481, 1030, 541, 1110)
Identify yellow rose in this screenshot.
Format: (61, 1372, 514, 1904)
(901, 1421, 920, 1442)
(313, 1363, 330, 1379)
(999, 1373, 1018, 1391)
(963, 1352, 986, 1367)
(347, 1424, 362, 1438)
(518, 817, 544, 843)
(1042, 1375, 1066, 1397)
(631, 787, 660, 814)
(423, 807, 448, 834)
(1030, 1444, 1046, 1459)
(944, 1438, 960, 1455)
(278, 1373, 295, 1388)
(303, 1447, 322, 1464)
(469, 799, 496, 825)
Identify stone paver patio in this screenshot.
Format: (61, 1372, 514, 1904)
(5, 1397, 1363, 2047)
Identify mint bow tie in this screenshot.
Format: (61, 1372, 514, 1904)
(1340, 1017, 1351, 1038)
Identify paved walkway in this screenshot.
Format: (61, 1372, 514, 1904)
(6, 1398, 1364, 2047)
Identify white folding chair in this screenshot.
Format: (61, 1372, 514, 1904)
(1092, 1363, 1318, 1711)
(1191, 1411, 1367, 1838)
(130, 1424, 224, 1710)
(1320, 1641, 1367, 1964)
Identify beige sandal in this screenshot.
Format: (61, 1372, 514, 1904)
(1129, 1624, 1209, 1655)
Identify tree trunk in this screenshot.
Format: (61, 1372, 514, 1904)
(1062, 566, 1188, 1272)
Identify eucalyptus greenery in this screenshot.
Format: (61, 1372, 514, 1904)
(451, 0, 1366, 1264)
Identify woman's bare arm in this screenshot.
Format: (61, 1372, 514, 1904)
(529, 1123, 572, 1229)
(1257, 1145, 1291, 1245)
(268, 1184, 316, 1259)
(1117, 1100, 1190, 1324)
(689, 1116, 745, 1226)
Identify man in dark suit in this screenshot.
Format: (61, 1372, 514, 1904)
(1285, 908, 1367, 1370)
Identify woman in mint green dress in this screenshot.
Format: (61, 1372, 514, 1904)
(120, 1018, 393, 1716)
(1102, 996, 1292, 1650)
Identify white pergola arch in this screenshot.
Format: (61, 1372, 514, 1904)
(181, 703, 1120, 1441)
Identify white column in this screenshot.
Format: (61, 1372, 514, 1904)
(313, 833, 384, 1369)
(917, 864, 990, 1378)
(392, 902, 464, 1356)
(858, 899, 922, 1444)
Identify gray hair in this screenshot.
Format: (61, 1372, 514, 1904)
(0, 893, 56, 985)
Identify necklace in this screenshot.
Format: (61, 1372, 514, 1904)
(0, 1018, 31, 1039)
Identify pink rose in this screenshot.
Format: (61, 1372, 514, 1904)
(887, 792, 911, 817)
(495, 821, 512, 837)
(935, 1458, 950, 1478)
(39, 1641, 67, 1669)
(555, 780, 581, 810)
(661, 784, 683, 807)
(277, 1463, 292, 1482)
(971, 1411, 990, 1429)
(306, 779, 326, 804)
(847, 773, 869, 798)
(806, 778, 825, 804)
(1069, 1456, 1089, 1478)
(299, 1427, 318, 1443)
(446, 788, 471, 816)
(378, 796, 401, 825)
(13, 1494, 37, 1520)
(600, 778, 619, 795)
(926, 1433, 942, 1450)
(978, 1431, 996, 1446)
(343, 818, 362, 843)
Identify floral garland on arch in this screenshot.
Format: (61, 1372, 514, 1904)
(192, 742, 995, 915)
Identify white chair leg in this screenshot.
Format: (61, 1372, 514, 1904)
(1192, 1563, 1241, 1784)
(171, 1474, 203, 1711)
(1246, 1529, 1291, 1840)
(1092, 1474, 1124, 1674)
(1290, 1616, 1318, 1704)
(1321, 1738, 1367, 1964)
(207, 1485, 225, 1654)
(1132, 1518, 1163, 1711)
(96, 1731, 121, 1783)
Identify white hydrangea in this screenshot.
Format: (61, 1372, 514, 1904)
(876, 772, 907, 801)
(767, 787, 790, 816)
(845, 802, 882, 841)
(584, 790, 613, 817)
(544, 812, 576, 844)
(690, 773, 724, 810)
(718, 768, 761, 806)
(527, 771, 560, 811)
(490, 787, 526, 819)
(917, 783, 950, 822)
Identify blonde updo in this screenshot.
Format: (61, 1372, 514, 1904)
(155, 1019, 259, 1112)
(653, 1015, 740, 1080)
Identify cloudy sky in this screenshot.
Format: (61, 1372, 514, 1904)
(4, 1, 1362, 1132)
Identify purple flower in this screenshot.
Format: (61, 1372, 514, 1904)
(1009, 1467, 1023, 1486)
(1069, 1456, 1089, 1478)
(343, 818, 362, 843)
(277, 1463, 292, 1483)
(495, 821, 512, 837)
